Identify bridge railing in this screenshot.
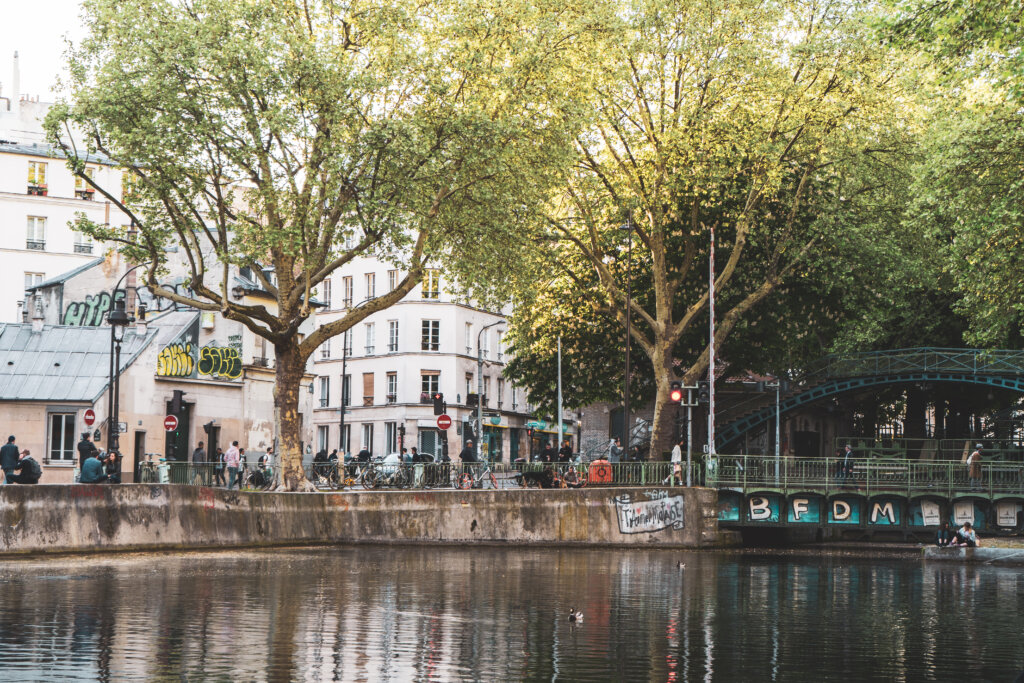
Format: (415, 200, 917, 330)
(834, 437, 1024, 462)
(707, 454, 1024, 497)
(813, 348, 1024, 380)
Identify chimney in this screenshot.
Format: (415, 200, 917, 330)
(31, 295, 44, 333)
(11, 51, 19, 116)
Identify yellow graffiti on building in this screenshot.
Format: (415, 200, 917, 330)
(198, 345, 242, 380)
(157, 342, 195, 377)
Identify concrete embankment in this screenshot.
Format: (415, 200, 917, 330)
(0, 484, 734, 556)
(923, 546, 1024, 566)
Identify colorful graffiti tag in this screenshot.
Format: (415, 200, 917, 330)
(198, 345, 242, 380)
(63, 290, 123, 326)
(156, 319, 199, 378)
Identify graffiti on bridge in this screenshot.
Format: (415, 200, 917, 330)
(198, 345, 242, 380)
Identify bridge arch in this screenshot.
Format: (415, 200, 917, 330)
(718, 371, 1024, 450)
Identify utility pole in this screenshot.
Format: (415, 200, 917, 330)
(557, 336, 563, 451)
(708, 223, 716, 456)
(339, 331, 348, 454)
(622, 213, 633, 450)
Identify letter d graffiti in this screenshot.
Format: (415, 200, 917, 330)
(833, 500, 851, 521)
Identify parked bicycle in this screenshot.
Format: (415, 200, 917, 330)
(453, 462, 499, 490)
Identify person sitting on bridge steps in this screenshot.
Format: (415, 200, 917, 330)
(951, 522, 980, 547)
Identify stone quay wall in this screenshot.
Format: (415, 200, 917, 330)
(0, 485, 732, 555)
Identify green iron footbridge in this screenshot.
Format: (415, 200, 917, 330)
(717, 348, 1024, 450)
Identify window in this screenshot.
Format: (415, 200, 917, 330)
(388, 270, 399, 291)
(319, 376, 330, 407)
(387, 320, 399, 352)
(75, 167, 96, 200)
(343, 329, 353, 355)
(484, 376, 491, 406)
(344, 233, 356, 250)
(365, 272, 376, 299)
(362, 372, 374, 406)
(512, 386, 518, 410)
(318, 425, 330, 452)
(497, 331, 504, 361)
(24, 272, 44, 293)
(342, 374, 351, 407)
(421, 371, 440, 396)
(73, 231, 93, 254)
(320, 337, 331, 360)
(421, 320, 440, 351)
(465, 373, 473, 402)
(361, 423, 374, 453)
(422, 268, 440, 299)
(465, 323, 472, 354)
(385, 422, 398, 454)
(342, 276, 353, 308)
(26, 216, 46, 250)
(341, 424, 351, 453)
(48, 413, 75, 462)
(364, 322, 375, 355)
(320, 279, 332, 308)
(27, 161, 47, 195)
(387, 372, 397, 403)
(498, 379, 505, 408)
(481, 330, 490, 359)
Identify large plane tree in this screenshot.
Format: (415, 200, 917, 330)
(49, 0, 593, 489)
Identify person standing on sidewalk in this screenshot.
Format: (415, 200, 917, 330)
(225, 441, 240, 489)
(77, 433, 99, 468)
(192, 441, 207, 484)
(967, 444, 983, 490)
(667, 438, 684, 485)
(0, 436, 20, 484)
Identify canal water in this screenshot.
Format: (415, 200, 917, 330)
(0, 546, 1022, 681)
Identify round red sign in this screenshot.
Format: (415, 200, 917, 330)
(436, 414, 452, 430)
(164, 415, 179, 432)
(83, 409, 96, 427)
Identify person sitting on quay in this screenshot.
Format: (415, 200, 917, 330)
(6, 449, 42, 485)
(935, 522, 956, 547)
(950, 522, 980, 547)
(80, 452, 116, 484)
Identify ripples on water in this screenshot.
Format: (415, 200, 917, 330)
(0, 547, 1022, 681)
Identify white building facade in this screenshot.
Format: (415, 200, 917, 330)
(311, 256, 551, 462)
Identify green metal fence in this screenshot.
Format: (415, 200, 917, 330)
(706, 454, 1024, 498)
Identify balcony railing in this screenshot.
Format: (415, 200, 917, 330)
(388, 343, 398, 353)
(75, 189, 95, 200)
(363, 396, 374, 406)
(251, 357, 270, 367)
(386, 394, 397, 404)
(74, 243, 93, 254)
(26, 240, 45, 251)
(27, 185, 47, 196)
(319, 398, 329, 408)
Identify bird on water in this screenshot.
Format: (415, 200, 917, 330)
(568, 608, 583, 624)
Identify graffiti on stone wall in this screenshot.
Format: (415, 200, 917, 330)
(198, 345, 242, 380)
(613, 493, 685, 534)
(156, 319, 199, 378)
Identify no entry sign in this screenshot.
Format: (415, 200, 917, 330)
(164, 415, 179, 432)
(83, 409, 96, 427)
(436, 414, 452, 430)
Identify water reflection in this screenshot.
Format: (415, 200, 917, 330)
(0, 548, 1022, 681)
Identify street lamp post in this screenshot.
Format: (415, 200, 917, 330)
(477, 321, 504, 462)
(106, 299, 131, 453)
(339, 330, 348, 455)
(620, 213, 634, 452)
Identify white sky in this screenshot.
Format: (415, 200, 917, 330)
(0, 0, 86, 99)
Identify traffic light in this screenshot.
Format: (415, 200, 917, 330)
(171, 389, 186, 414)
(697, 381, 711, 404)
(669, 381, 683, 403)
(433, 392, 444, 415)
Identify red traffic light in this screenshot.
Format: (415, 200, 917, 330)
(669, 381, 683, 403)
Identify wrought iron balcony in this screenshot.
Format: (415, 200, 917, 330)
(74, 243, 93, 254)
(26, 240, 45, 251)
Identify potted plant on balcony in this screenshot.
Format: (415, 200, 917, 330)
(27, 184, 47, 196)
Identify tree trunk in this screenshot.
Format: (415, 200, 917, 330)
(648, 352, 675, 462)
(275, 340, 314, 492)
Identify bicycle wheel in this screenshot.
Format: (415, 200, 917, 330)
(488, 471, 499, 490)
(362, 467, 378, 490)
(457, 473, 473, 490)
(395, 467, 411, 489)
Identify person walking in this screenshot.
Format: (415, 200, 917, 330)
(6, 449, 41, 484)
(667, 437, 684, 485)
(213, 447, 226, 486)
(77, 433, 99, 468)
(967, 444, 983, 490)
(225, 441, 241, 490)
(0, 436, 21, 485)
(191, 441, 206, 484)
